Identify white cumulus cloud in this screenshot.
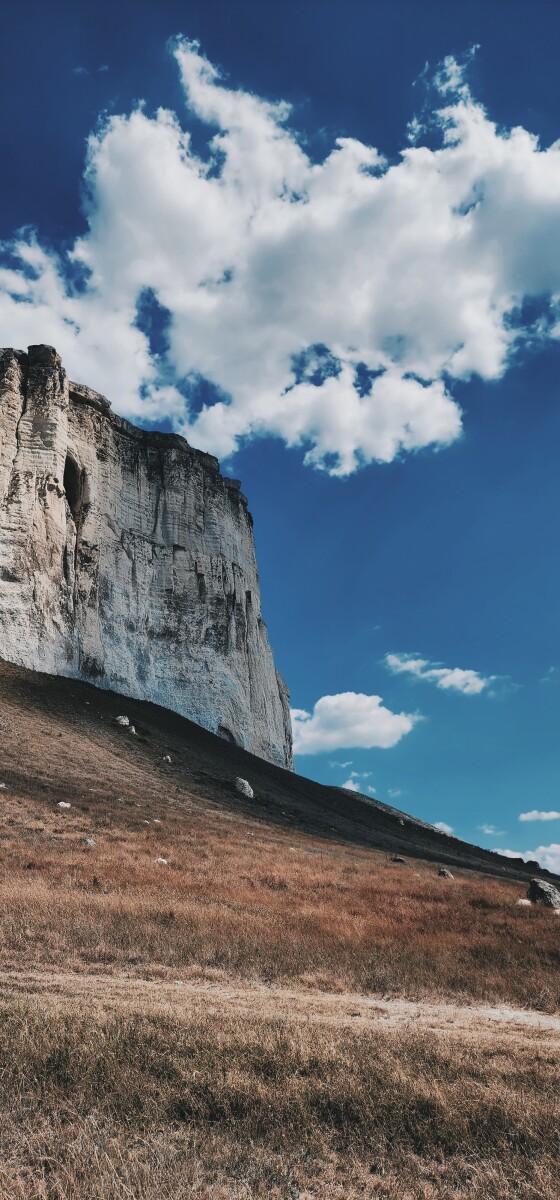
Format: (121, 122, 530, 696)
(518, 810, 560, 822)
(496, 844, 560, 873)
(340, 770, 374, 794)
(385, 652, 493, 695)
(290, 692, 418, 755)
(2, 42, 560, 474)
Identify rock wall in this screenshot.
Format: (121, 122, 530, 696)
(0, 344, 293, 769)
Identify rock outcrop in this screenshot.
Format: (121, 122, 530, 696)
(0, 344, 293, 769)
(527, 878, 560, 909)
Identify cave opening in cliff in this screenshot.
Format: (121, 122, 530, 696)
(63, 454, 82, 525)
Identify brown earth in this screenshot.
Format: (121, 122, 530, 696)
(0, 657, 559, 1199)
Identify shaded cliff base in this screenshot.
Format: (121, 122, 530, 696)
(1, 657, 559, 1200)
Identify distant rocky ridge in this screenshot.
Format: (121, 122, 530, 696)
(0, 344, 293, 768)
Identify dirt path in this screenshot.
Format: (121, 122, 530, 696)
(0, 966, 558, 1042)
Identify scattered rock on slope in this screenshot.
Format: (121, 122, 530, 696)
(235, 777, 254, 799)
(527, 878, 560, 909)
(438, 868, 454, 879)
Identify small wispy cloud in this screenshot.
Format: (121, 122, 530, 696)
(342, 776, 377, 796)
(434, 821, 454, 835)
(434, 820, 454, 835)
(385, 653, 495, 696)
(477, 823, 505, 836)
(539, 666, 558, 684)
(388, 788, 403, 799)
(519, 810, 560, 822)
(73, 64, 109, 77)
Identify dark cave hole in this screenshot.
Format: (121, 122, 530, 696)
(63, 454, 82, 524)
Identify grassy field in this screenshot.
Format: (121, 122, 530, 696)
(0, 662, 559, 1197)
(0, 813, 559, 1011)
(0, 998, 558, 1200)
(0, 803, 558, 1198)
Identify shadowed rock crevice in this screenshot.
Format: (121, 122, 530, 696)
(63, 453, 82, 526)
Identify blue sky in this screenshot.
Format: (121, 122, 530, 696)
(2, 1, 560, 868)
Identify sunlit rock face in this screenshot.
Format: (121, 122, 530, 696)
(0, 344, 293, 769)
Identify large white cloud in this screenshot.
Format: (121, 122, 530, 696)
(496, 844, 560, 873)
(385, 652, 493, 694)
(2, 42, 560, 474)
(291, 691, 418, 755)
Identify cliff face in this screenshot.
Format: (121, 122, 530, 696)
(0, 344, 293, 769)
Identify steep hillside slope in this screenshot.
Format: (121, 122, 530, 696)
(0, 656, 554, 883)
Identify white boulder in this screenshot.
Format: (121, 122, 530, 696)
(235, 777, 254, 799)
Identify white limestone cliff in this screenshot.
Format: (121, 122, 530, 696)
(0, 344, 293, 769)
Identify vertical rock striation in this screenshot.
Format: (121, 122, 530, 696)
(0, 345, 293, 769)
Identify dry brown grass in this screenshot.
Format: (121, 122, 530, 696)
(0, 996, 558, 1200)
(1, 662, 559, 1197)
(0, 805, 558, 1010)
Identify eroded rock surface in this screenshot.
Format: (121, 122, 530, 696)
(0, 344, 293, 769)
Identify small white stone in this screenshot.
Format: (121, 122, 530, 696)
(516, 898, 532, 906)
(116, 715, 129, 727)
(129, 725, 136, 735)
(84, 837, 96, 846)
(57, 801, 71, 809)
(162, 755, 172, 764)
(0, 783, 6, 790)
(156, 857, 168, 865)
(234, 776, 254, 799)
(153, 819, 162, 824)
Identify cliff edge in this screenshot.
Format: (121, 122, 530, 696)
(0, 344, 293, 769)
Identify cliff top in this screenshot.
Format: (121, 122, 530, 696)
(1, 343, 246, 502)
